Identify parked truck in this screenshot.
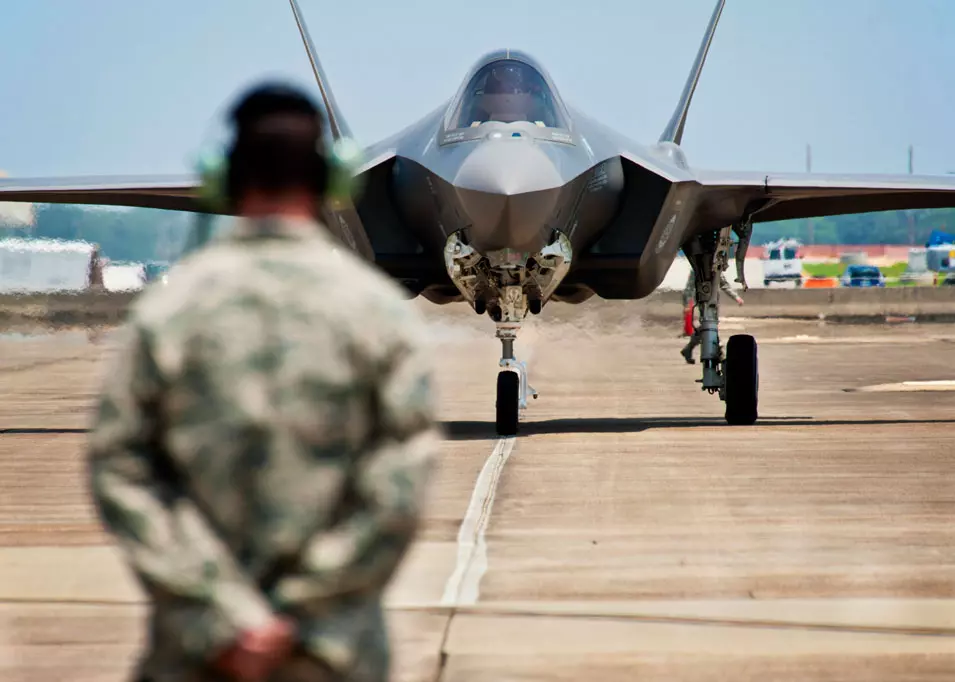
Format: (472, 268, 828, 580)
(761, 238, 803, 287)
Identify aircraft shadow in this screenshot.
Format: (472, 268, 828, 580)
(441, 416, 955, 441)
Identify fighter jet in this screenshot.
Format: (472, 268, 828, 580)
(4, 0, 955, 435)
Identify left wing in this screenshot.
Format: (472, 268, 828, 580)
(0, 174, 203, 213)
(691, 169, 955, 230)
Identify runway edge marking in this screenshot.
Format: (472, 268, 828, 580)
(440, 436, 516, 607)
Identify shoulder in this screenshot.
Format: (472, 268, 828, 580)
(127, 241, 247, 332)
(325, 245, 428, 357)
(131, 227, 426, 359)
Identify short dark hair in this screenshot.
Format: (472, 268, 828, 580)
(225, 82, 329, 202)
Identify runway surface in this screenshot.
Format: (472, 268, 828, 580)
(1, 303, 954, 681)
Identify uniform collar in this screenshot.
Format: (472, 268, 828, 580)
(222, 215, 328, 242)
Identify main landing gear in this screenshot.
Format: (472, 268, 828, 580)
(724, 333, 758, 425)
(494, 286, 537, 436)
(685, 220, 759, 426)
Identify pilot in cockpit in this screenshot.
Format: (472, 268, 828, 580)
(484, 63, 527, 95)
(462, 61, 556, 128)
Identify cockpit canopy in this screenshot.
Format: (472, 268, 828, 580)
(448, 58, 569, 130)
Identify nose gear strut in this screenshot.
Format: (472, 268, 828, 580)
(495, 286, 537, 435)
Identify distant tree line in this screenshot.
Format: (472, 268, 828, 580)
(0, 204, 197, 263)
(751, 208, 953, 246)
(0, 203, 953, 263)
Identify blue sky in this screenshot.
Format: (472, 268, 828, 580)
(1, 0, 953, 178)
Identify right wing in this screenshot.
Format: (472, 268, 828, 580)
(691, 169, 955, 231)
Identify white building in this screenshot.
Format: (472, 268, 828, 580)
(102, 262, 147, 291)
(0, 237, 100, 293)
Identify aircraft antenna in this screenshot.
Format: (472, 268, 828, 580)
(658, 0, 726, 146)
(288, 0, 351, 140)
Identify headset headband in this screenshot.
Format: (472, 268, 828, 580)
(195, 81, 361, 213)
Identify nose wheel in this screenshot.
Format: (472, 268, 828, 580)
(493, 286, 537, 436)
(496, 361, 537, 436)
(496, 371, 519, 436)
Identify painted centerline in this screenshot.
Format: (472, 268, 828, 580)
(441, 436, 516, 606)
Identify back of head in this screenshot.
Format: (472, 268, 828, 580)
(225, 82, 329, 209)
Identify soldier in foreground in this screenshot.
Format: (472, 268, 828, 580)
(680, 267, 744, 364)
(87, 83, 439, 682)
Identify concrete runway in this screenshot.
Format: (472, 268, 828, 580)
(1, 302, 954, 681)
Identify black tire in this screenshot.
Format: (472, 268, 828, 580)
(724, 334, 758, 426)
(496, 371, 519, 436)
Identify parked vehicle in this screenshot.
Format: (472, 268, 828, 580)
(144, 261, 170, 285)
(840, 264, 885, 287)
(925, 244, 955, 272)
(761, 238, 803, 286)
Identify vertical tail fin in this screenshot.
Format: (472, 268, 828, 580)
(288, 0, 352, 141)
(658, 0, 725, 146)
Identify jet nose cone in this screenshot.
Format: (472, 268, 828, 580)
(454, 136, 563, 195)
(453, 139, 563, 253)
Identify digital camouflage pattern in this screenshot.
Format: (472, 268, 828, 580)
(87, 216, 440, 682)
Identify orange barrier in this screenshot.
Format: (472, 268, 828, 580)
(803, 276, 838, 288)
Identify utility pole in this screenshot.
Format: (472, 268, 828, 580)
(907, 145, 915, 245)
(805, 144, 814, 245)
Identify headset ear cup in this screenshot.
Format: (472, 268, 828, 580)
(324, 137, 364, 203)
(196, 150, 230, 213)
(324, 156, 349, 202)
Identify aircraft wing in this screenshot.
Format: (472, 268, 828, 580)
(0, 174, 203, 213)
(692, 169, 955, 228)
(0, 139, 400, 216)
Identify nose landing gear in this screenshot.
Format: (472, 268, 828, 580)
(494, 286, 537, 436)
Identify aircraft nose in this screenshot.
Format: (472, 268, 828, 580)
(454, 136, 563, 195)
(453, 138, 563, 253)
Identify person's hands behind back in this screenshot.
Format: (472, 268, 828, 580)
(213, 615, 296, 682)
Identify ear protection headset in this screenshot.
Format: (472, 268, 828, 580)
(195, 83, 362, 213)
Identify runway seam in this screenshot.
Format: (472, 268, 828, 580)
(1, 598, 951, 638)
(416, 606, 955, 638)
(0, 356, 91, 374)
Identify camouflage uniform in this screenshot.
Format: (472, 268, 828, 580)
(681, 268, 742, 362)
(87, 216, 439, 682)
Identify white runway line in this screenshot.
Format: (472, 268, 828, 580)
(762, 335, 953, 345)
(852, 380, 955, 393)
(440, 437, 516, 607)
